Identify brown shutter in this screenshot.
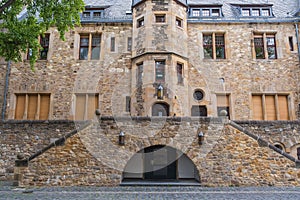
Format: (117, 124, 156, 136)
(15, 94, 26, 119)
(217, 95, 229, 106)
(87, 94, 98, 119)
(27, 94, 38, 120)
(278, 95, 289, 120)
(252, 95, 263, 120)
(40, 94, 50, 120)
(75, 94, 86, 120)
(265, 95, 276, 120)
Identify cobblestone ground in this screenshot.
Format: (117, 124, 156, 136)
(1, 185, 300, 200)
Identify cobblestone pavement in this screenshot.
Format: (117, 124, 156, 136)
(1, 186, 300, 200)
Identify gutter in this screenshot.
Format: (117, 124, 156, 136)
(1, 60, 11, 121)
(295, 23, 300, 62)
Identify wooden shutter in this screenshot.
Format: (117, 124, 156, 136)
(87, 94, 98, 119)
(278, 95, 289, 120)
(27, 94, 38, 120)
(75, 94, 86, 120)
(265, 95, 276, 120)
(40, 94, 50, 120)
(217, 95, 229, 107)
(252, 95, 263, 120)
(15, 94, 26, 119)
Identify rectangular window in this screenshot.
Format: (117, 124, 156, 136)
(217, 94, 230, 119)
(137, 17, 144, 28)
(82, 12, 91, 19)
(289, 36, 294, 51)
(39, 34, 50, 60)
(93, 12, 102, 19)
(176, 63, 183, 84)
(136, 63, 143, 86)
(126, 96, 131, 112)
(75, 94, 99, 120)
(242, 9, 250, 16)
(191, 106, 207, 116)
(176, 17, 182, 28)
(15, 93, 50, 120)
(252, 9, 260, 16)
(111, 37, 115, 52)
(261, 9, 270, 16)
(254, 35, 264, 59)
(252, 94, 289, 120)
(202, 9, 210, 17)
(241, 8, 272, 17)
(91, 35, 101, 60)
(211, 9, 220, 16)
(203, 33, 226, 59)
(127, 37, 132, 51)
(79, 34, 101, 60)
(155, 14, 166, 23)
(254, 33, 277, 59)
(155, 60, 165, 83)
(192, 9, 200, 17)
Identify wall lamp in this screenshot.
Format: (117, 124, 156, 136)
(198, 131, 204, 145)
(119, 131, 125, 145)
(157, 84, 164, 99)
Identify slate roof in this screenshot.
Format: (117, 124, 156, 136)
(83, 0, 299, 21)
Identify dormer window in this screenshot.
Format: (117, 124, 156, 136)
(81, 7, 105, 21)
(190, 6, 222, 18)
(240, 6, 273, 17)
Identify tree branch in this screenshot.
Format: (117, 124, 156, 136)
(0, 0, 16, 14)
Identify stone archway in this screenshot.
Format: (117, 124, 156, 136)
(122, 145, 200, 185)
(152, 102, 169, 116)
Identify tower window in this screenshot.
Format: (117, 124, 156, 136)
(155, 14, 166, 23)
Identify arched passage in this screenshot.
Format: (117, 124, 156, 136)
(122, 145, 200, 185)
(152, 103, 169, 116)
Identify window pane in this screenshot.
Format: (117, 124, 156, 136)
(192, 9, 200, 17)
(80, 47, 88, 60)
(252, 9, 260, 16)
(27, 94, 38, 120)
(202, 9, 210, 17)
(262, 9, 270, 16)
(111, 37, 115, 52)
(265, 95, 276, 120)
(177, 63, 183, 84)
(137, 63, 143, 86)
(91, 35, 101, 60)
(40, 94, 50, 120)
(40, 34, 49, 60)
(278, 95, 289, 120)
(211, 9, 220, 16)
(215, 35, 225, 59)
(93, 12, 102, 19)
(242, 9, 250, 16)
(203, 35, 213, 59)
(155, 15, 166, 23)
(252, 95, 263, 120)
(137, 18, 144, 27)
(267, 36, 276, 59)
(155, 61, 165, 83)
(127, 37, 132, 51)
(254, 37, 264, 59)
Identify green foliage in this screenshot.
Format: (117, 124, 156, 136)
(0, 0, 85, 69)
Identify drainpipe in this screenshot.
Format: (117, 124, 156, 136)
(2, 60, 11, 121)
(295, 24, 300, 62)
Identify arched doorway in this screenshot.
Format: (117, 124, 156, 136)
(122, 145, 200, 185)
(152, 103, 169, 116)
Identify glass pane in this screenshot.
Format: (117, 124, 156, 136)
(92, 35, 101, 46)
(242, 9, 250, 16)
(262, 9, 270, 16)
(40, 48, 48, 60)
(79, 47, 88, 60)
(267, 37, 275, 45)
(202, 9, 210, 17)
(155, 61, 165, 82)
(192, 9, 200, 17)
(203, 35, 213, 59)
(91, 47, 100, 60)
(80, 38, 89, 46)
(211, 9, 220, 16)
(216, 46, 225, 59)
(267, 47, 276, 59)
(93, 12, 102, 19)
(254, 37, 264, 59)
(252, 9, 260, 16)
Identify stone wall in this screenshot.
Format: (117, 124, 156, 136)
(10, 117, 300, 187)
(0, 121, 76, 181)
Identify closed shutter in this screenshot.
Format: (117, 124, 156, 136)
(75, 94, 86, 120)
(278, 95, 289, 120)
(15, 94, 26, 119)
(265, 95, 276, 120)
(87, 94, 98, 119)
(252, 95, 263, 120)
(27, 94, 38, 120)
(40, 94, 50, 120)
(217, 95, 229, 107)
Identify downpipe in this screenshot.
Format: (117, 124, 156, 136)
(1, 60, 11, 121)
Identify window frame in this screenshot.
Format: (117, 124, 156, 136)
(137, 17, 144, 28)
(176, 62, 184, 84)
(240, 7, 273, 17)
(155, 14, 166, 23)
(253, 32, 277, 60)
(74, 93, 99, 121)
(202, 32, 226, 60)
(190, 7, 222, 18)
(14, 93, 51, 120)
(79, 33, 101, 60)
(155, 60, 166, 83)
(39, 33, 50, 60)
(251, 93, 290, 120)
